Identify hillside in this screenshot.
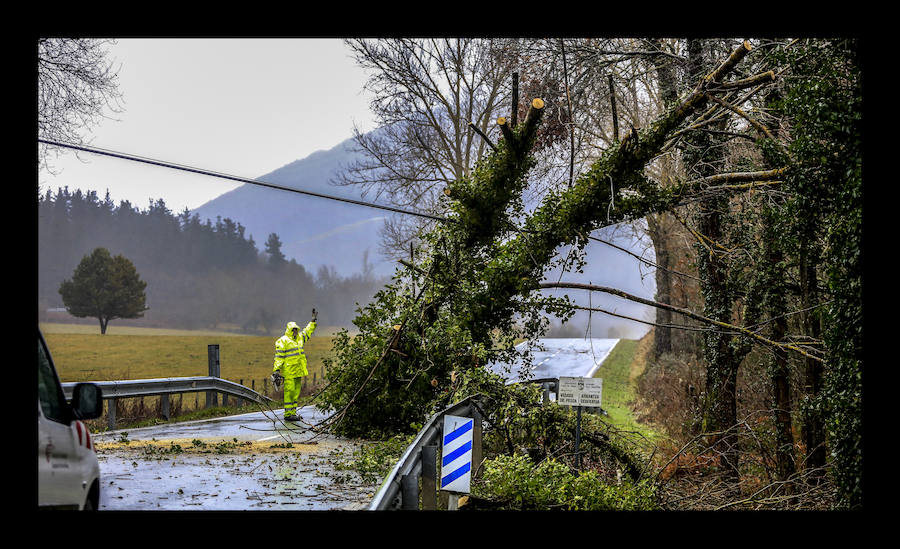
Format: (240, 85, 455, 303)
(190, 134, 658, 339)
(190, 136, 391, 277)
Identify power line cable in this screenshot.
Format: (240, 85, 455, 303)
(40, 140, 659, 270)
(38, 139, 454, 224)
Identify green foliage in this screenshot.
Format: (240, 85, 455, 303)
(334, 433, 416, 484)
(264, 233, 287, 269)
(770, 39, 862, 509)
(476, 454, 658, 510)
(316, 116, 569, 439)
(58, 247, 148, 333)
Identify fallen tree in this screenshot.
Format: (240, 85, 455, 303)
(315, 41, 769, 441)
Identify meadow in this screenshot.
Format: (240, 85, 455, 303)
(41, 322, 338, 430)
(42, 322, 334, 384)
(588, 336, 665, 445)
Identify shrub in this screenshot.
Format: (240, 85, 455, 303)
(476, 454, 658, 510)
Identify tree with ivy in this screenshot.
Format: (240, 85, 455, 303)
(317, 39, 863, 511)
(772, 38, 862, 509)
(59, 247, 148, 334)
(316, 42, 769, 438)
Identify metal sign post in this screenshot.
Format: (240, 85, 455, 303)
(558, 376, 603, 472)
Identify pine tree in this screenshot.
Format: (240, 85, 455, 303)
(264, 233, 286, 270)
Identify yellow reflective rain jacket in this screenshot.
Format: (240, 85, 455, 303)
(273, 321, 316, 379)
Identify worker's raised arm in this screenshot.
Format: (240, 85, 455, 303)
(303, 308, 317, 341)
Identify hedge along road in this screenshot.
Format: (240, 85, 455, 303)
(91, 404, 380, 510)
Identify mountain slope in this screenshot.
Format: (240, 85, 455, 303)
(191, 135, 657, 338)
(191, 136, 393, 277)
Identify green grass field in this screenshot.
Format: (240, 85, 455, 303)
(40, 322, 334, 386)
(590, 338, 665, 445)
(41, 322, 340, 431)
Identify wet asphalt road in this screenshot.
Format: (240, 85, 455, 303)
(92, 404, 379, 510)
(91, 338, 618, 510)
(488, 338, 619, 384)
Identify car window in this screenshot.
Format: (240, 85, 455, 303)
(38, 337, 68, 423)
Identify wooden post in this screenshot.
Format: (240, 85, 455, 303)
(207, 344, 220, 408)
(511, 72, 519, 127)
(575, 405, 583, 471)
(161, 394, 170, 420)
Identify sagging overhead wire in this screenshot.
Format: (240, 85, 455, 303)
(38, 139, 454, 224)
(40, 139, 666, 286)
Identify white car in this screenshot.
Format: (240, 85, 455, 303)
(38, 329, 104, 510)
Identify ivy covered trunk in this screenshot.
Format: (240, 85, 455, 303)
(684, 40, 732, 482)
(761, 204, 797, 493)
(799, 244, 826, 476)
(695, 193, 743, 482)
(773, 39, 862, 508)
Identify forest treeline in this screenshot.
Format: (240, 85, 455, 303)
(37, 187, 390, 333)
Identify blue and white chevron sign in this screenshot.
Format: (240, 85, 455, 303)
(440, 415, 473, 494)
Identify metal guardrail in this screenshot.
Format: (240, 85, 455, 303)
(368, 394, 484, 511)
(61, 376, 274, 403)
(58, 343, 276, 430)
(61, 376, 275, 430)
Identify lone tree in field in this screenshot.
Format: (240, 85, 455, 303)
(59, 247, 148, 334)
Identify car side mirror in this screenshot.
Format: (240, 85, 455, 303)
(71, 383, 103, 420)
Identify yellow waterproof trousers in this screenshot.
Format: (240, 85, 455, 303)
(283, 377, 301, 419)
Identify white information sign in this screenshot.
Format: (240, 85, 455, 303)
(558, 376, 603, 407)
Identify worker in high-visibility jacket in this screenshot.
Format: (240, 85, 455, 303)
(271, 309, 317, 422)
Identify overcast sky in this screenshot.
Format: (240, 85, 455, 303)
(38, 38, 377, 213)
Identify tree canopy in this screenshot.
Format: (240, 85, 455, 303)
(58, 247, 148, 334)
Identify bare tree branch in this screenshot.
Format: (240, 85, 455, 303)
(539, 281, 824, 362)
